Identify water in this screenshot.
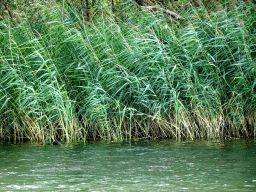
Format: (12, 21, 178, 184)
(0, 139, 256, 191)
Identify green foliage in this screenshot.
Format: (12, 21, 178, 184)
(0, 0, 255, 142)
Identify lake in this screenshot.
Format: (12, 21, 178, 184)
(0, 139, 256, 191)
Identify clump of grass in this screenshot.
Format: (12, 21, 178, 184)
(0, 0, 255, 142)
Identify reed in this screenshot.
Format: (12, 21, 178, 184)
(0, 0, 255, 142)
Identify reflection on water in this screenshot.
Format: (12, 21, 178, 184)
(0, 139, 256, 191)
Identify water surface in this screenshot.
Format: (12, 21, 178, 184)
(0, 139, 256, 191)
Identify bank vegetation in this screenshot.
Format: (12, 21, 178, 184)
(0, 0, 255, 142)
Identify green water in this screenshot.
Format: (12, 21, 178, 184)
(0, 139, 256, 191)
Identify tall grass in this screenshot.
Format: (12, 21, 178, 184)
(0, 0, 255, 142)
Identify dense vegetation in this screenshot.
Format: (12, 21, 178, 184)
(0, 0, 255, 143)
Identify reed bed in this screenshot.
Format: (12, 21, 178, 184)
(0, 0, 255, 142)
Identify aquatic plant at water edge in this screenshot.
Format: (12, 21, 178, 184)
(0, 0, 255, 142)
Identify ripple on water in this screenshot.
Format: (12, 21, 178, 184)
(0, 139, 256, 191)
